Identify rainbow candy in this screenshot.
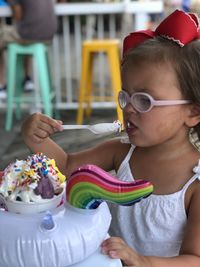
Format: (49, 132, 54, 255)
(66, 164, 153, 209)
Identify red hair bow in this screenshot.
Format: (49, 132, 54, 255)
(123, 9, 200, 56)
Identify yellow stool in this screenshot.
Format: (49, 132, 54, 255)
(77, 39, 123, 125)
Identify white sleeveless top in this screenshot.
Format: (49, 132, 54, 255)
(109, 146, 200, 257)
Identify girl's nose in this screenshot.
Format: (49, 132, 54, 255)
(124, 102, 137, 114)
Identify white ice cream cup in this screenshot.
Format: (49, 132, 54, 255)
(1, 191, 64, 214)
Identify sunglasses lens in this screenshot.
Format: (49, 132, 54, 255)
(132, 94, 151, 112)
(118, 91, 127, 109)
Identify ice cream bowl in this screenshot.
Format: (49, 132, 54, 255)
(0, 190, 65, 215)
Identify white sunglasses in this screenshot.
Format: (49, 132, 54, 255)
(118, 90, 190, 113)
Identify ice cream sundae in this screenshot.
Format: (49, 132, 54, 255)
(0, 153, 66, 213)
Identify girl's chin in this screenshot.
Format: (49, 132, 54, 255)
(127, 134, 137, 145)
(127, 134, 147, 147)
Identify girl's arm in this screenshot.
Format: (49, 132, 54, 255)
(102, 182, 200, 267)
(21, 113, 126, 177)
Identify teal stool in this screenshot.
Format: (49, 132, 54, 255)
(5, 42, 54, 131)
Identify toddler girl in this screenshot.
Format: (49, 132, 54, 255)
(22, 10, 200, 267)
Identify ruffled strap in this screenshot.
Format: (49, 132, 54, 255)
(192, 160, 200, 181)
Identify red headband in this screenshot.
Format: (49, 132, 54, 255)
(123, 9, 200, 56)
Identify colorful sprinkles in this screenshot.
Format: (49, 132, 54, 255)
(0, 153, 66, 201)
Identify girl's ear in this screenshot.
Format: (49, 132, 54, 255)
(185, 104, 200, 127)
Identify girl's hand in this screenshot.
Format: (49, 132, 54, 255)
(21, 112, 63, 144)
(101, 237, 147, 267)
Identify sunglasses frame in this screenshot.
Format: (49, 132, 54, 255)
(118, 91, 190, 113)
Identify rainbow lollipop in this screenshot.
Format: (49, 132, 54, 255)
(66, 164, 153, 209)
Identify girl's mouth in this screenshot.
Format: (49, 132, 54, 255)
(126, 120, 138, 134)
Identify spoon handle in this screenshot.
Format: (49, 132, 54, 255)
(62, 125, 88, 130)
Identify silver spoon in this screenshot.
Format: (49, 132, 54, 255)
(62, 121, 122, 135)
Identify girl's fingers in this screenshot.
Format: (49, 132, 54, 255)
(31, 134, 45, 144)
(40, 115, 63, 131)
(107, 247, 137, 267)
(101, 238, 125, 255)
(37, 121, 55, 136)
(102, 237, 125, 248)
(22, 113, 63, 144)
(35, 118, 62, 136)
(101, 237, 138, 265)
(33, 128, 50, 139)
(56, 120, 63, 125)
(108, 248, 129, 259)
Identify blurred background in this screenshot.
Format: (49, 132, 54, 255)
(0, 0, 199, 169)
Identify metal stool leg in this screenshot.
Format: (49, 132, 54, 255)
(77, 45, 91, 124)
(6, 45, 17, 131)
(108, 46, 123, 124)
(35, 44, 53, 117)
